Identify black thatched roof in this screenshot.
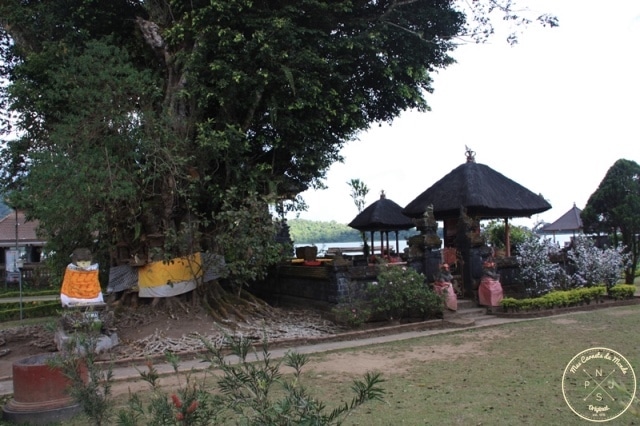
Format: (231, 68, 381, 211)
(402, 156, 552, 220)
(348, 191, 414, 232)
(539, 204, 582, 234)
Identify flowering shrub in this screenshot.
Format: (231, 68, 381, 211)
(366, 265, 443, 321)
(516, 236, 566, 296)
(567, 235, 629, 289)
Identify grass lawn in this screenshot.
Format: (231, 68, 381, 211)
(305, 306, 640, 425)
(50, 303, 640, 426)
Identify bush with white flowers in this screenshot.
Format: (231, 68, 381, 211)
(516, 235, 566, 296)
(567, 235, 629, 289)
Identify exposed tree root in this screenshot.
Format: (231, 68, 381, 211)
(109, 279, 277, 325)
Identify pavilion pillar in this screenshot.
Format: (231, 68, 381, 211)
(505, 218, 511, 257)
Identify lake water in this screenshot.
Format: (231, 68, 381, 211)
(296, 240, 409, 256)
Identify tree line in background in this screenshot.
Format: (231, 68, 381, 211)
(288, 219, 420, 245)
(288, 219, 361, 245)
(288, 218, 449, 246)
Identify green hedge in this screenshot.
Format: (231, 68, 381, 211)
(0, 289, 59, 298)
(0, 301, 61, 322)
(608, 284, 637, 300)
(500, 287, 607, 312)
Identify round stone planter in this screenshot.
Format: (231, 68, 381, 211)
(2, 353, 85, 425)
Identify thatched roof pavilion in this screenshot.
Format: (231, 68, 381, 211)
(348, 191, 414, 256)
(403, 150, 551, 220)
(402, 148, 551, 256)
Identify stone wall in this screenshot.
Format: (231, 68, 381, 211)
(252, 264, 378, 310)
(252, 258, 543, 309)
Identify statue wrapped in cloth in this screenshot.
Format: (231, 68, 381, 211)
(478, 260, 503, 308)
(60, 248, 104, 307)
(433, 263, 458, 311)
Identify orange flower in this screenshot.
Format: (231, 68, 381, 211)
(171, 394, 183, 409)
(186, 400, 199, 414)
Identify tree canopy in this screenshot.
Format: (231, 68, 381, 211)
(0, 1, 556, 285)
(582, 159, 640, 283)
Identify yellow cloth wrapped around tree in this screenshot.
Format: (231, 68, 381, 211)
(60, 263, 104, 306)
(138, 253, 202, 298)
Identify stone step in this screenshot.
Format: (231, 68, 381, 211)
(455, 307, 488, 318)
(456, 298, 476, 310)
(444, 298, 497, 324)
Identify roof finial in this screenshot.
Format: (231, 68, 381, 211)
(465, 146, 476, 163)
(380, 190, 386, 199)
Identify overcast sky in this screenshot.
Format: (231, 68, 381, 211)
(290, 0, 640, 229)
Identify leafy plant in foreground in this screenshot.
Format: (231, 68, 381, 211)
(201, 333, 385, 425)
(117, 353, 224, 425)
(57, 330, 385, 425)
(52, 335, 114, 426)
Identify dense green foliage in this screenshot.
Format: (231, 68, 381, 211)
(332, 263, 444, 328)
(333, 264, 443, 327)
(0, 1, 557, 298)
(367, 264, 443, 321)
(582, 159, 640, 283)
(608, 284, 637, 300)
(0, 0, 464, 284)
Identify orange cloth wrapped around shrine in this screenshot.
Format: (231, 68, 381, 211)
(60, 264, 104, 307)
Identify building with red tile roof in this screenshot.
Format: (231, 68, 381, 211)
(0, 210, 46, 264)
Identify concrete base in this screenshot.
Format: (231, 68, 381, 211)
(54, 330, 119, 355)
(3, 353, 85, 425)
(3, 400, 82, 425)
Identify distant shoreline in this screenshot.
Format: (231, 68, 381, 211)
(294, 240, 409, 256)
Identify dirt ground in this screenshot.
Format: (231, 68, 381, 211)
(0, 300, 344, 379)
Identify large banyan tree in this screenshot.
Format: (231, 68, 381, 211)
(0, 1, 555, 298)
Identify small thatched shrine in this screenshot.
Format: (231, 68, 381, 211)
(348, 190, 415, 258)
